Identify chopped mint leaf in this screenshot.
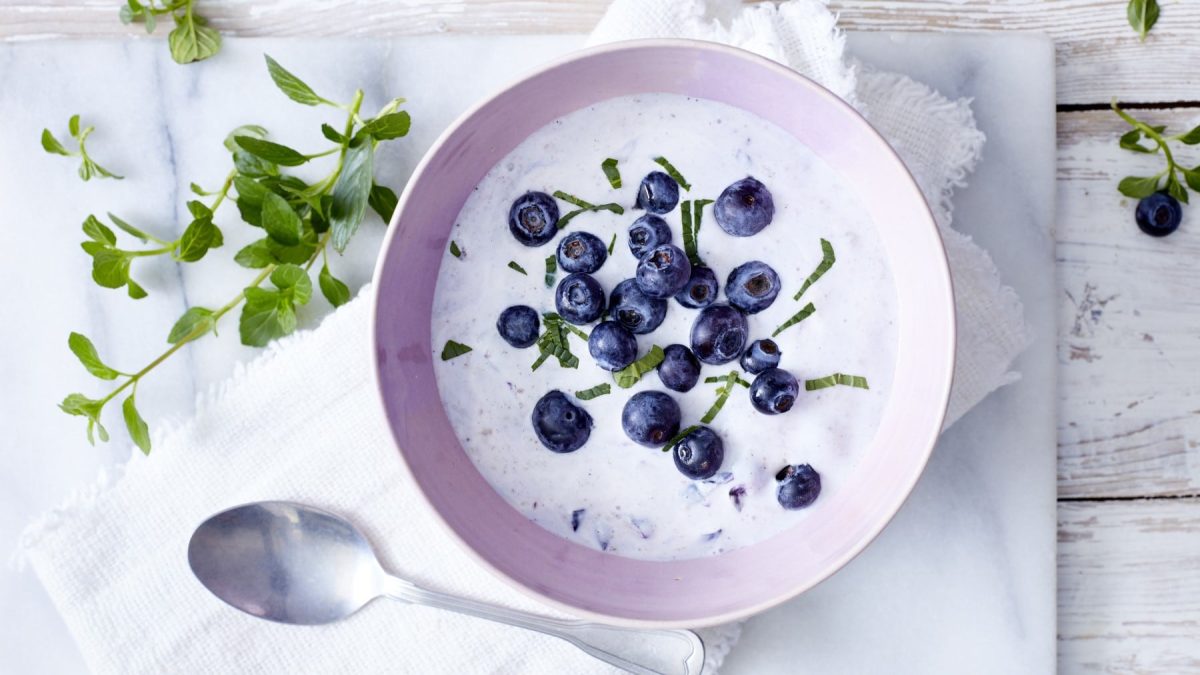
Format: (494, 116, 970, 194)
(660, 424, 699, 452)
(793, 239, 836, 300)
(575, 383, 612, 401)
(449, 240, 463, 258)
(701, 371, 750, 423)
(805, 373, 870, 391)
(441, 340, 472, 361)
(531, 312, 581, 371)
(601, 158, 622, 188)
(614, 345, 665, 389)
(507, 260, 527, 275)
(772, 302, 816, 338)
(653, 156, 691, 191)
(544, 255, 557, 288)
(607, 233, 617, 255)
(552, 190, 624, 228)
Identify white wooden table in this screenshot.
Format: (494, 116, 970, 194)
(3, 1, 1197, 672)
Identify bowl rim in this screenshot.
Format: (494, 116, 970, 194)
(369, 37, 956, 628)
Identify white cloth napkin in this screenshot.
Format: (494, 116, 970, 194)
(22, 1, 1027, 673)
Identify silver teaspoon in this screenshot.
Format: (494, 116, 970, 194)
(188, 501, 705, 675)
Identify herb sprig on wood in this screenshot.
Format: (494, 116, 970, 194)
(1113, 100, 1200, 203)
(119, 0, 221, 64)
(42, 115, 124, 181)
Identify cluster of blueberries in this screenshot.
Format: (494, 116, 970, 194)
(495, 170, 820, 511)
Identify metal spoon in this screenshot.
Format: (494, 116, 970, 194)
(188, 501, 705, 675)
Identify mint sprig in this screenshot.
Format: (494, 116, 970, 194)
(119, 0, 221, 64)
(1113, 100, 1200, 203)
(42, 115, 123, 181)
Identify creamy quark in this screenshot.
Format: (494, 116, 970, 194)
(430, 93, 898, 561)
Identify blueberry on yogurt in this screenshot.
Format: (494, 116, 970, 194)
(588, 321, 638, 371)
(776, 464, 821, 510)
(621, 391, 682, 447)
(557, 231, 608, 273)
(675, 266, 719, 309)
(507, 191, 559, 246)
(657, 344, 702, 393)
(496, 305, 540, 348)
(609, 278, 667, 334)
(672, 426, 725, 480)
(636, 171, 680, 214)
(627, 214, 673, 259)
(750, 368, 799, 415)
(690, 304, 748, 365)
(726, 261, 781, 314)
(555, 272, 605, 325)
(740, 338, 781, 374)
(532, 390, 593, 453)
(635, 244, 692, 299)
(714, 177, 775, 237)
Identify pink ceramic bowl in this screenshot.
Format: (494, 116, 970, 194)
(371, 40, 955, 628)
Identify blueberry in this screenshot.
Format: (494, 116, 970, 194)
(532, 390, 593, 453)
(557, 231, 608, 273)
(714, 177, 775, 236)
(628, 214, 672, 259)
(740, 338, 781, 374)
(726, 261, 780, 314)
(776, 464, 821, 510)
(496, 305, 540, 348)
(609, 278, 667, 334)
(555, 273, 605, 325)
(621, 391, 681, 447)
(635, 244, 692, 299)
(1135, 192, 1182, 237)
(636, 171, 680, 214)
(657, 344, 701, 392)
(508, 191, 559, 246)
(675, 266, 719, 309)
(672, 426, 725, 480)
(690, 304, 748, 365)
(750, 368, 799, 415)
(588, 321, 638, 371)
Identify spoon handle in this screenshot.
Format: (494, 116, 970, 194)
(383, 576, 705, 674)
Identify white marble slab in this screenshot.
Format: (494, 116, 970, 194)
(0, 33, 1055, 673)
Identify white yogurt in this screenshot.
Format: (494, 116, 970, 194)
(430, 93, 898, 561)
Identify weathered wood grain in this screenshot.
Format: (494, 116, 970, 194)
(2, 0, 1198, 104)
(1058, 498, 1200, 672)
(1056, 108, 1200, 499)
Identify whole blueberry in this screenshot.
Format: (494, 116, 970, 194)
(675, 266, 719, 309)
(657, 344, 701, 392)
(609, 279, 667, 335)
(726, 261, 781, 314)
(776, 464, 821, 510)
(636, 171, 680, 214)
(1135, 192, 1182, 237)
(714, 177, 775, 236)
(588, 321, 638, 371)
(628, 214, 672, 259)
(690, 304, 748, 365)
(496, 305, 540, 348)
(532, 390, 593, 453)
(636, 244, 692, 299)
(740, 338, 781, 374)
(672, 426, 725, 480)
(750, 368, 799, 415)
(508, 191, 559, 246)
(557, 231, 608, 273)
(621, 391, 682, 447)
(555, 273, 605, 325)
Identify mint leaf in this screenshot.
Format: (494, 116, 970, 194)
(264, 54, 328, 106)
(369, 184, 398, 223)
(82, 215, 117, 245)
(805, 373, 870, 391)
(544, 255, 557, 288)
(1166, 173, 1189, 203)
(441, 340, 473, 361)
(614, 345, 665, 389)
(168, 9, 221, 64)
(330, 141, 374, 252)
(363, 112, 411, 140)
(319, 263, 351, 307)
(126, 279, 148, 299)
(507, 261, 527, 275)
(1118, 174, 1162, 199)
(122, 394, 151, 455)
(1127, 0, 1160, 41)
(1119, 129, 1155, 154)
(660, 424, 699, 453)
(652, 156, 691, 191)
(575, 383, 612, 401)
(239, 287, 297, 347)
(233, 174, 269, 205)
(271, 263, 313, 305)
(601, 158, 621, 188)
(607, 233, 617, 255)
(59, 393, 108, 444)
(234, 239, 273, 268)
(41, 129, 70, 156)
(772, 302, 816, 338)
(261, 191, 302, 245)
(793, 239, 836, 300)
(1184, 167, 1200, 192)
(176, 212, 223, 262)
(1177, 125, 1200, 145)
(531, 313, 581, 371)
(321, 123, 346, 144)
(700, 371, 751, 424)
(234, 136, 309, 167)
(68, 114, 82, 138)
(107, 213, 154, 243)
(68, 332, 121, 380)
(449, 240, 463, 258)
(168, 307, 216, 344)
(83, 243, 131, 288)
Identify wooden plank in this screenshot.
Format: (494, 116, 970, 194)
(2, 1, 1198, 105)
(1056, 107, 1200, 499)
(1058, 498, 1200, 672)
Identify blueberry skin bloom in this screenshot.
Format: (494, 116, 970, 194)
(672, 426, 725, 480)
(675, 266, 719, 310)
(557, 231, 608, 274)
(496, 305, 540, 349)
(714, 177, 775, 236)
(532, 390, 593, 453)
(508, 191, 560, 246)
(609, 279, 667, 335)
(750, 368, 800, 415)
(627, 214, 673, 259)
(1135, 192, 1183, 237)
(740, 338, 781, 374)
(621, 390, 682, 447)
(657, 344, 701, 393)
(776, 464, 822, 510)
(690, 304, 748, 365)
(636, 171, 680, 215)
(588, 321, 638, 371)
(635, 244, 692, 299)
(555, 273, 606, 325)
(726, 261, 781, 314)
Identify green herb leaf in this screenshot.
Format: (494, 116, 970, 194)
(167, 9, 221, 64)
(168, 307, 217, 343)
(126, 279, 148, 299)
(552, 190, 625, 228)
(772, 302, 816, 338)
(239, 287, 296, 347)
(614, 345, 665, 389)
(507, 260, 528, 275)
(575, 383, 612, 401)
(660, 424, 699, 452)
(122, 394, 152, 455)
(1117, 174, 1163, 199)
(82, 214, 117, 245)
(693, 199, 713, 235)
(793, 239, 837, 300)
(1127, 0, 1160, 41)
(175, 211, 223, 262)
(449, 240, 463, 258)
(681, 199, 698, 265)
(321, 123, 346, 144)
(544, 255, 557, 288)
(329, 140, 374, 253)
(652, 156, 691, 191)
(607, 233, 617, 255)
(234, 136, 309, 167)
(1183, 167, 1200, 192)
(68, 114, 81, 138)
(805, 373, 870, 391)
(83, 244, 132, 289)
(441, 340, 473, 361)
(531, 312, 582, 371)
(271, 263, 313, 305)
(68, 332, 121, 380)
(234, 239, 273, 268)
(41, 129, 70, 156)
(1177, 125, 1200, 146)
(703, 374, 750, 388)
(363, 111, 412, 140)
(106, 213, 154, 243)
(369, 184, 398, 223)
(1166, 172, 1189, 204)
(319, 263, 351, 307)
(264, 54, 328, 106)
(261, 191, 303, 245)
(700, 371, 749, 424)
(59, 393, 108, 444)
(1118, 129, 1156, 154)
(601, 158, 621, 188)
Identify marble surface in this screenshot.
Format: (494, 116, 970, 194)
(0, 33, 1055, 673)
